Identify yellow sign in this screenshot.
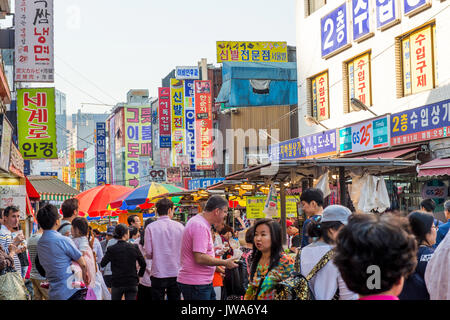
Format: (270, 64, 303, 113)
(170, 79, 185, 167)
(348, 53, 371, 106)
(62, 167, 69, 185)
(312, 72, 329, 121)
(410, 25, 433, 94)
(246, 196, 298, 219)
(217, 41, 288, 63)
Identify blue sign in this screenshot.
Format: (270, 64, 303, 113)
(24, 160, 31, 176)
(96, 122, 107, 185)
(269, 130, 338, 161)
(160, 136, 171, 148)
(176, 66, 200, 80)
(40, 172, 57, 177)
(321, 3, 348, 57)
(186, 108, 196, 171)
(376, 0, 397, 29)
(404, 0, 428, 16)
(184, 80, 195, 98)
(352, 0, 370, 41)
(188, 178, 225, 190)
(391, 99, 450, 147)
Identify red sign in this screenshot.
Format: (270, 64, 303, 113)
(194, 81, 214, 170)
(158, 87, 171, 147)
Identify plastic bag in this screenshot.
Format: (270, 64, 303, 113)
(353, 174, 390, 213)
(263, 184, 278, 217)
(313, 172, 331, 198)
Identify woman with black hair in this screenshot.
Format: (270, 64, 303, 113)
(244, 219, 294, 300)
(100, 224, 146, 300)
(398, 211, 436, 300)
(298, 205, 358, 300)
(136, 218, 156, 300)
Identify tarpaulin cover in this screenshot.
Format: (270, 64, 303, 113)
(216, 62, 297, 108)
(418, 158, 450, 177)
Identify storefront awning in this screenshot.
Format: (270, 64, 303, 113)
(352, 147, 419, 159)
(418, 158, 450, 177)
(27, 176, 79, 201)
(25, 176, 40, 200)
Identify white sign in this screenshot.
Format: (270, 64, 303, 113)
(15, 0, 54, 82)
(422, 185, 448, 200)
(0, 184, 27, 220)
(175, 66, 200, 80)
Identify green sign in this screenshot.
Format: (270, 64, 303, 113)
(17, 88, 57, 159)
(246, 196, 298, 219)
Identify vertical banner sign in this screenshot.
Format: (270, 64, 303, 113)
(312, 72, 329, 121)
(17, 88, 57, 159)
(195, 80, 214, 170)
(184, 80, 196, 171)
(170, 79, 185, 166)
(0, 114, 13, 172)
(62, 167, 69, 185)
(376, 0, 398, 30)
(125, 106, 152, 188)
(402, 37, 412, 95)
(410, 25, 433, 94)
(321, 3, 349, 58)
(70, 148, 76, 188)
(160, 148, 171, 168)
(404, 0, 430, 16)
(96, 122, 107, 185)
(352, 0, 371, 41)
(158, 88, 171, 148)
(108, 115, 116, 184)
(340, 116, 390, 154)
(348, 53, 371, 105)
(15, 0, 54, 82)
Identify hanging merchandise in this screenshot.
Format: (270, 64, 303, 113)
(351, 174, 390, 213)
(374, 177, 390, 213)
(263, 184, 278, 218)
(313, 172, 331, 198)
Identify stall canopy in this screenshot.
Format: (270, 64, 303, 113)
(25, 176, 40, 200)
(417, 158, 450, 177)
(216, 62, 298, 108)
(351, 147, 419, 160)
(28, 176, 79, 202)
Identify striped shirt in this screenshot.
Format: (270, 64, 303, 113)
(27, 233, 46, 280)
(0, 224, 22, 273)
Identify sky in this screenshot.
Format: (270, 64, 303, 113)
(5, 0, 297, 115)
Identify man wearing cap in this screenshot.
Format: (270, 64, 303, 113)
(286, 220, 300, 253)
(101, 225, 118, 291)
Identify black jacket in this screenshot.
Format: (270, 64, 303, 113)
(100, 240, 146, 288)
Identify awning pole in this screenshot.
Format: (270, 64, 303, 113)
(280, 183, 287, 248)
(339, 167, 346, 206)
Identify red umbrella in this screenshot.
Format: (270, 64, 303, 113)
(75, 184, 133, 217)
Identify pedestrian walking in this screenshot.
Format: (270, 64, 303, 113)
(435, 200, 450, 247)
(100, 224, 146, 300)
(297, 205, 358, 300)
(177, 196, 238, 300)
(101, 226, 117, 290)
(0, 207, 26, 277)
(424, 230, 450, 299)
(59, 198, 79, 237)
(136, 218, 155, 300)
(144, 198, 185, 300)
(27, 225, 48, 300)
(36, 205, 90, 300)
(244, 219, 294, 300)
(399, 211, 436, 300)
(299, 189, 324, 248)
(334, 214, 417, 300)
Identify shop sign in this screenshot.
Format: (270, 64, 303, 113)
(312, 72, 330, 121)
(96, 122, 107, 185)
(170, 79, 185, 166)
(404, 0, 431, 17)
(269, 129, 338, 161)
(391, 99, 450, 146)
(321, 3, 349, 58)
(375, 0, 399, 30)
(160, 148, 171, 168)
(216, 41, 288, 63)
(124, 106, 152, 188)
(185, 80, 196, 171)
(0, 114, 13, 172)
(352, 0, 371, 41)
(195, 80, 214, 170)
(167, 167, 181, 184)
(246, 196, 298, 219)
(17, 88, 57, 159)
(158, 87, 171, 148)
(0, 179, 26, 220)
(176, 66, 200, 80)
(340, 115, 390, 154)
(40, 172, 57, 177)
(188, 178, 225, 190)
(9, 144, 24, 178)
(421, 184, 447, 200)
(14, 0, 54, 82)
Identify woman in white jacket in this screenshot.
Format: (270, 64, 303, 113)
(298, 205, 358, 300)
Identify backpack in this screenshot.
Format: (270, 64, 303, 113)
(274, 248, 335, 300)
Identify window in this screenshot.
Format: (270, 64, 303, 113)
(397, 22, 436, 97)
(343, 51, 372, 113)
(306, 0, 326, 16)
(309, 71, 330, 121)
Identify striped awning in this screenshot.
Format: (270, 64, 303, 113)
(40, 193, 77, 202)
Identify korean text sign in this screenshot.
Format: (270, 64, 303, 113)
(321, 3, 349, 58)
(15, 0, 54, 82)
(246, 196, 298, 219)
(376, 0, 398, 29)
(96, 122, 107, 185)
(269, 130, 338, 161)
(217, 41, 288, 63)
(17, 88, 57, 159)
(184, 80, 196, 171)
(176, 66, 200, 80)
(124, 106, 152, 188)
(391, 99, 450, 147)
(340, 115, 390, 154)
(158, 88, 171, 148)
(352, 0, 371, 41)
(170, 79, 185, 167)
(0, 114, 13, 172)
(188, 178, 225, 190)
(312, 72, 329, 121)
(404, 0, 430, 16)
(348, 53, 371, 106)
(194, 80, 213, 170)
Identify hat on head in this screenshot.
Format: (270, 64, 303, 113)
(321, 205, 352, 225)
(106, 226, 115, 236)
(286, 220, 293, 228)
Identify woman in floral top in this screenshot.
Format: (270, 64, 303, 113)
(244, 219, 294, 300)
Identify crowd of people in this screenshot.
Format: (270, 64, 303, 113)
(0, 189, 449, 300)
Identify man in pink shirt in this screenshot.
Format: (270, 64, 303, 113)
(177, 195, 238, 300)
(144, 198, 184, 300)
